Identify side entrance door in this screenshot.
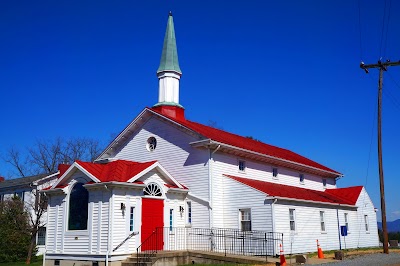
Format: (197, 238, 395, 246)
(141, 198, 164, 250)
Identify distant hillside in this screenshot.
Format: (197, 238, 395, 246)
(378, 219, 400, 232)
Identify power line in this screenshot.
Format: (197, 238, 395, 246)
(358, 0, 364, 61)
(387, 71, 400, 90)
(382, 88, 400, 111)
(383, 0, 392, 58)
(379, 0, 388, 57)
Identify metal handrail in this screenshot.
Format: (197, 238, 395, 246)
(135, 227, 283, 265)
(136, 228, 161, 266)
(112, 231, 138, 252)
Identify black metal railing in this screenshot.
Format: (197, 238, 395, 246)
(113, 231, 139, 252)
(136, 228, 164, 266)
(136, 227, 283, 265)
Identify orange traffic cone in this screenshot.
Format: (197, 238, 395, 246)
(317, 239, 325, 259)
(279, 243, 287, 266)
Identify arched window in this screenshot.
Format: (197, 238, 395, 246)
(143, 182, 162, 197)
(68, 182, 89, 230)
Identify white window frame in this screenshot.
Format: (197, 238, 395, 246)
(37, 226, 46, 246)
(239, 209, 251, 231)
(186, 201, 192, 226)
(320, 211, 326, 232)
(129, 207, 135, 232)
(169, 209, 174, 232)
(238, 160, 246, 172)
(65, 179, 90, 234)
(299, 174, 305, 184)
(364, 215, 369, 232)
(289, 209, 296, 231)
(344, 213, 349, 233)
(272, 167, 278, 179)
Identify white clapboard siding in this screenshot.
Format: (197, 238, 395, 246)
(112, 191, 131, 253)
(165, 194, 186, 228)
(89, 190, 103, 254)
(112, 116, 210, 228)
(336, 208, 360, 249)
(56, 200, 64, 252)
(211, 152, 334, 229)
(222, 176, 273, 232)
(274, 202, 343, 254)
(137, 170, 168, 187)
(63, 234, 90, 253)
(100, 197, 110, 253)
(113, 116, 209, 197)
(46, 196, 62, 253)
(354, 188, 379, 248)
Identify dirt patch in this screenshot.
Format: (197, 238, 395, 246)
(309, 248, 400, 260)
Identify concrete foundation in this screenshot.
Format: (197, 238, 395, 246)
(45, 259, 121, 266)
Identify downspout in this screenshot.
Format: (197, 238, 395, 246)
(336, 208, 342, 250)
(105, 185, 112, 266)
(208, 144, 221, 228)
(43, 192, 49, 266)
(271, 198, 278, 255)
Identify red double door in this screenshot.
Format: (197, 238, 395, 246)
(141, 198, 164, 251)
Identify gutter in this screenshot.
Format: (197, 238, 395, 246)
(265, 196, 356, 208)
(84, 182, 146, 189)
(191, 139, 343, 178)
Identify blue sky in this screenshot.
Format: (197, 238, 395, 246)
(1, 1, 400, 221)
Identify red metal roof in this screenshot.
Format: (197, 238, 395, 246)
(325, 186, 363, 205)
(58, 164, 70, 177)
(225, 174, 360, 205)
(149, 107, 341, 176)
(76, 160, 157, 182)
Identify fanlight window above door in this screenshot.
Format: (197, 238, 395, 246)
(144, 183, 162, 197)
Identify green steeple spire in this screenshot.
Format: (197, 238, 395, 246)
(157, 12, 182, 74)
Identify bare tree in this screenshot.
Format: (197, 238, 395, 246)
(3, 147, 31, 177)
(26, 189, 47, 264)
(2, 137, 103, 264)
(3, 137, 102, 177)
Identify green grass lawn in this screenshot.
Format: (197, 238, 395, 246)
(0, 256, 42, 266)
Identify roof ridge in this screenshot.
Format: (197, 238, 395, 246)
(149, 107, 341, 175)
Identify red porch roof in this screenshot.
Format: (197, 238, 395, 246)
(76, 160, 156, 182)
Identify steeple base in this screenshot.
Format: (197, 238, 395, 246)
(152, 104, 185, 121)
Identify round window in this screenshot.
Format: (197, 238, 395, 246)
(146, 137, 157, 152)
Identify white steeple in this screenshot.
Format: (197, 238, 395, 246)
(154, 12, 183, 108)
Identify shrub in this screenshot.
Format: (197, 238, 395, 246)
(0, 197, 31, 262)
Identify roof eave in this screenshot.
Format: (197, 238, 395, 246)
(191, 139, 342, 178)
(266, 196, 356, 208)
(167, 187, 189, 193)
(84, 182, 146, 189)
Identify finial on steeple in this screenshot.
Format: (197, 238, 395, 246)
(169, 11, 172, 16)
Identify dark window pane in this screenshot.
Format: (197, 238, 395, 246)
(68, 183, 89, 230)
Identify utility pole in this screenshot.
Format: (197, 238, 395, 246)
(360, 59, 400, 254)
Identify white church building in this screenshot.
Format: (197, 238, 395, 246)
(42, 13, 379, 266)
